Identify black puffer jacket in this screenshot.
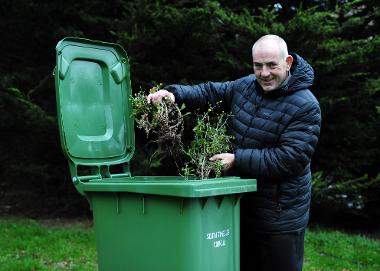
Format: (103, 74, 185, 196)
(166, 54, 321, 233)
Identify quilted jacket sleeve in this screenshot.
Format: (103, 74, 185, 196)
(234, 101, 321, 179)
(165, 81, 233, 111)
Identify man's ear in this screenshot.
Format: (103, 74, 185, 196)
(286, 55, 293, 71)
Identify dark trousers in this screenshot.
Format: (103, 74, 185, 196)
(240, 228, 305, 271)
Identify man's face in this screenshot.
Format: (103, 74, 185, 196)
(252, 43, 292, 92)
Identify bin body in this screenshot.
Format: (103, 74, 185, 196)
(54, 38, 257, 271)
(79, 177, 256, 271)
(92, 191, 238, 271)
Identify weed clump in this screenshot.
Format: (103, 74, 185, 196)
(131, 84, 186, 163)
(131, 86, 232, 180)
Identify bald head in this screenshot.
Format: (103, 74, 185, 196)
(252, 35, 289, 60)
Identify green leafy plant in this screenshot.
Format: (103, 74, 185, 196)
(182, 106, 233, 180)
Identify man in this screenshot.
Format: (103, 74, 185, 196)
(148, 34, 321, 271)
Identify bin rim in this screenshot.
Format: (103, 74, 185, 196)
(75, 176, 257, 198)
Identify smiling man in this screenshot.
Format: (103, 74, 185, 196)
(252, 35, 293, 92)
(148, 34, 321, 271)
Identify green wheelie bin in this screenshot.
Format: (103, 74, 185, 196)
(54, 37, 257, 271)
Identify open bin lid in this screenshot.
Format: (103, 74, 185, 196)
(55, 37, 134, 180)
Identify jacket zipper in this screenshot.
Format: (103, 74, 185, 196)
(276, 183, 282, 212)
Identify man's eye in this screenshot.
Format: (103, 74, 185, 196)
(268, 63, 277, 68)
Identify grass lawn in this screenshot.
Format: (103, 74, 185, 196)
(0, 218, 379, 271)
(0, 218, 97, 271)
(304, 227, 380, 271)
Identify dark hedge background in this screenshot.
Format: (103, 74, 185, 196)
(0, 0, 379, 230)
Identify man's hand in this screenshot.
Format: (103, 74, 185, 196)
(147, 89, 175, 104)
(209, 153, 235, 171)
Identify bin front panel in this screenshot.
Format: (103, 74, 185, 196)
(91, 192, 241, 271)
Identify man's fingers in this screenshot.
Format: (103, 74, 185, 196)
(147, 93, 161, 104)
(209, 153, 235, 171)
(147, 89, 175, 104)
(209, 154, 222, 161)
(146, 93, 153, 103)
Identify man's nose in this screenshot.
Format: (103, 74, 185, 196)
(261, 66, 271, 77)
